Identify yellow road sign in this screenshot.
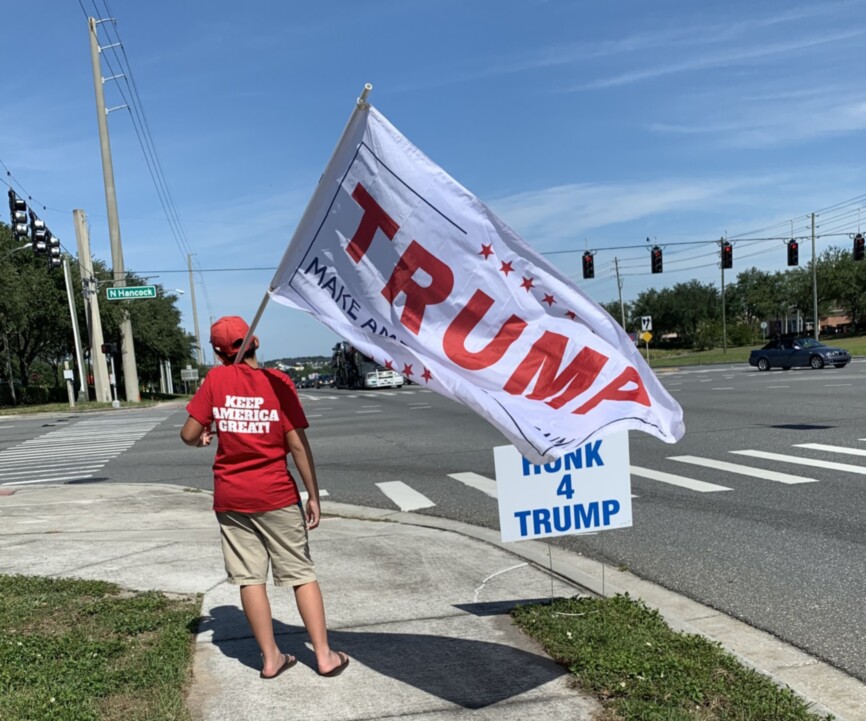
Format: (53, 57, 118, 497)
(640, 331, 653, 343)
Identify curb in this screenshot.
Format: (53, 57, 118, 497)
(320, 500, 864, 721)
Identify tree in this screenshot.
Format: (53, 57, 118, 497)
(0, 225, 72, 387)
(599, 299, 630, 329)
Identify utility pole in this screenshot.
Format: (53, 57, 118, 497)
(811, 212, 819, 340)
(719, 237, 727, 354)
(187, 253, 203, 365)
(88, 16, 140, 402)
(61, 255, 89, 403)
(73, 210, 111, 402)
(614, 256, 626, 328)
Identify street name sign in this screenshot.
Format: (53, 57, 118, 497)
(106, 285, 157, 300)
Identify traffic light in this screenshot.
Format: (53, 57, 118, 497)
(721, 241, 733, 269)
(100, 343, 118, 355)
(46, 231, 61, 269)
(7, 190, 29, 240)
(581, 251, 594, 279)
(650, 246, 663, 274)
(29, 210, 47, 254)
(854, 233, 865, 261)
(787, 239, 799, 266)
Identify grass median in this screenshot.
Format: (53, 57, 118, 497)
(0, 574, 200, 721)
(512, 594, 832, 721)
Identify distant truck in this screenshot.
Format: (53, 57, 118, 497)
(331, 342, 377, 389)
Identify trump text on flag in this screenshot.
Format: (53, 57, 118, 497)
(269, 105, 684, 462)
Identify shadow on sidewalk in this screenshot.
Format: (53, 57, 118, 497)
(200, 604, 566, 709)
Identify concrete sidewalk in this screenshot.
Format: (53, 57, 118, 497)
(0, 482, 863, 721)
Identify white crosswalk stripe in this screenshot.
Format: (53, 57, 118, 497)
(794, 443, 866, 458)
(0, 414, 168, 486)
(300, 490, 330, 502)
(447, 472, 498, 498)
(731, 450, 866, 475)
(630, 466, 731, 492)
(668, 455, 818, 484)
(376, 481, 435, 511)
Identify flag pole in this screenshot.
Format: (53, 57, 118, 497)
(235, 83, 373, 363)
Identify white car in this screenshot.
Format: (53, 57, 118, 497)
(364, 369, 404, 389)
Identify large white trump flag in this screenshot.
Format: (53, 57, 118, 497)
(269, 98, 684, 462)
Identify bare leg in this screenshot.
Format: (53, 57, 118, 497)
(294, 580, 346, 674)
(240, 584, 289, 676)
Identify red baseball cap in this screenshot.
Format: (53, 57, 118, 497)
(210, 316, 254, 357)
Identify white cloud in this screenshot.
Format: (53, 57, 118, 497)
(488, 176, 777, 251)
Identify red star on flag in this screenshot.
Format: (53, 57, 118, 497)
(421, 368, 433, 383)
(479, 243, 494, 259)
(402, 363, 413, 377)
(542, 294, 556, 306)
(565, 310, 577, 320)
(500, 260, 514, 276)
(384, 359, 394, 370)
(520, 276, 534, 291)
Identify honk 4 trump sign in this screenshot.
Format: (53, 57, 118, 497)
(269, 101, 684, 463)
(495, 431, 632, 542)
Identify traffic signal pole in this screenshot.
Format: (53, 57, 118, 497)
(62, 255, 89, 403)
(73, 209, 112, 402)
(811, 212, 818, 340)
(187, 253, 204, 365)
(614, 256, 626, 328)
(719, 238, 727, 354)
(88, 17, 140, 402)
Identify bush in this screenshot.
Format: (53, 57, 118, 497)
(20, 386, 49, 405)
(0, 384, 72, 407)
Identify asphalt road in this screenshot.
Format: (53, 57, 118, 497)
(2, 360, 865, 682)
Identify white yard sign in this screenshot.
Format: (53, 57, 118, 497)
(494, 430, 632, 542)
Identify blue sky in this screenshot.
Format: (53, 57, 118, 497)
(3, 0, 865, 360)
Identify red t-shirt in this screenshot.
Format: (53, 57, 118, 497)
(186, 364, 308, 513)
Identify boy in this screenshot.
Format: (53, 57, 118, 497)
(181, 316, 349, 679)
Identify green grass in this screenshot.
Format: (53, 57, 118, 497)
(512, 594, 833, 721)
(0, 400, 163, 416)
(0, 575, 201, 721)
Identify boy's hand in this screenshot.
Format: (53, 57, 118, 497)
(198, 427, 213, 447)
(305, 497, 321, 529)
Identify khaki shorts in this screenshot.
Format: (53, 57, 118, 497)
(216, 504, 317, 587)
